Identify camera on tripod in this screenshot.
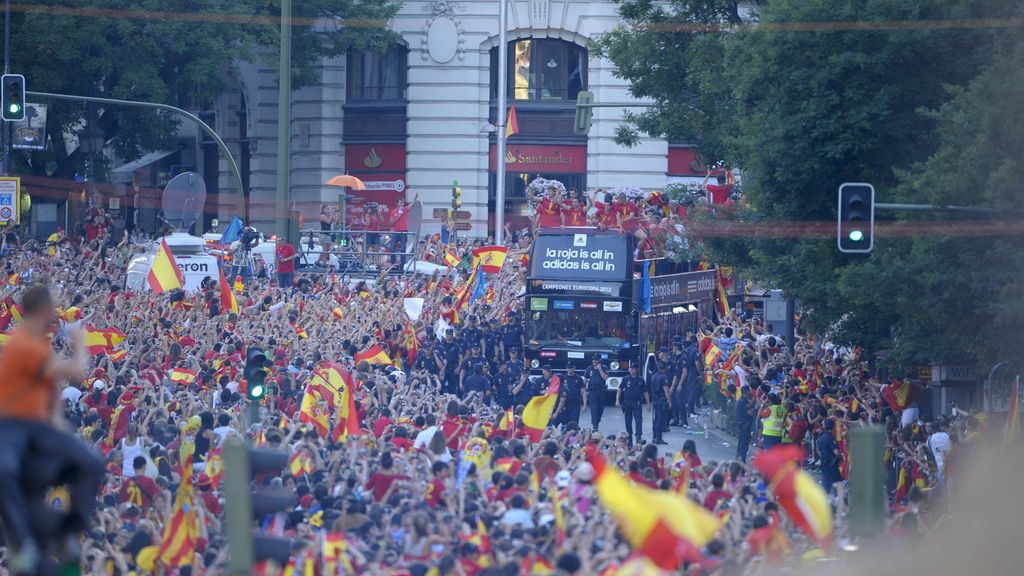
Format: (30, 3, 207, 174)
(239, 226, 260, 251)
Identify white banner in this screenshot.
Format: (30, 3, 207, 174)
(404, 297, 424, 322)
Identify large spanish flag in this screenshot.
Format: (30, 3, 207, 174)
(883, 379, 911, 412)
(472, 245, 509, 274)
(331, 370, 362, 442)
(84, 324, 128, 355)
(158, 441, 198, 568)
(169, 368, 198, 386)
(586, 448, 721, 570)
(753, 445, 833, 546)
(703, 342, 722, 368)
(354, 344, 392, 366)
(217, 265, 239, 315)
(299, 385, 331, 438)
(521, 375, 560, 442)
(148, 238, 184, 293)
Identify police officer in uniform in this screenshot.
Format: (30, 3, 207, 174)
(651, 362, 672, 445)
(616, 364, 649, 446)
(584, 354, 609, 430)
(684, 335, 703, 417)
(670, 339, 690, 426)
(439, 329, 463, 395)
(464, 364, 491, 398)
(459, 343, 486, 392)
(494, 361, 516, 409)
(554, 363, 585, 430)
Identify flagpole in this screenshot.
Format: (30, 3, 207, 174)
(494, 0, 509, 246)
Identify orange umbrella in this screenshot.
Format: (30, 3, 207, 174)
(326, 175, 366, 190)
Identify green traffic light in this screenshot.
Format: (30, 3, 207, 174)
(249, 383, 266, 400)
(849, 230, 864, 242)
(8, 103, 20, 115)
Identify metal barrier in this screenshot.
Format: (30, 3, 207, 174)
(293, 227, 422, 277)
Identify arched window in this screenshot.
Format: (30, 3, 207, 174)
(348, 46, 408, 102)
(490, 39, 587, 102)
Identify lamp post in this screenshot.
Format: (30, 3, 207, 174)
(494, 0, 508, 245)
(78, 114, 105, 217)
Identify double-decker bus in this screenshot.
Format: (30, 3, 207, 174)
(523, 228, 635, 389)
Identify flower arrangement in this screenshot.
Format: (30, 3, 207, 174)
(525, 177, 566, 200)
(663, 182, 706, 207)
(607, 186, 645, 202)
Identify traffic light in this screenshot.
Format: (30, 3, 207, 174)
(574, 90, 593, 135)
(244, 347, 269, 400)
(837, 183, 874, 253)
(451, 180, 461, 210)
(223, 440, 296, 573)
(1, 74, 25, 121)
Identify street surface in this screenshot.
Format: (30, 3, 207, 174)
(577, 405, 736, 463)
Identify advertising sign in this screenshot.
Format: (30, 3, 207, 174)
(529, 233, 629, 282)
(0, 177, 21, 226)
(11, 103, 47, 150)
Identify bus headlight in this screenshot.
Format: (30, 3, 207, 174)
(610, 361, 620, 371)
(530, 359, 540, 369)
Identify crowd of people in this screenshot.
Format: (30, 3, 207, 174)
(0, 201, 995, 576)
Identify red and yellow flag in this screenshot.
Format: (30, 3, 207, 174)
(169, 368, 198, 386)
(292, 323, 309, 339)
(331, 368, 362, 442)
(218, 265, 239, 315)
(354, 344, 391, 366)
(444, 251, 460, 268)
(84, 324, 128, 355)
(505, 105, 519, 140)
(521, 375, 560, 443)
(586, 448, 721, 570)
(205, 447, 224, 489)
(288, 447, 315, 477)
(883, 379, 911, 412)
(472, 245, 509, 274)
(147, 238, 185, 293)
(403, 321, 420, 365)
(299, 385, 331, 438)
(715, 269, 730, 320)
(703, 342, 722, 368)
(158, 441, 198, 568)
(753, 445, 833, 546)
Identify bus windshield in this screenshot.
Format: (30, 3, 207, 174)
(527, 308, 628, 348)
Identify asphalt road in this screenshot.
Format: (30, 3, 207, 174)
(569, 404, 737, 463)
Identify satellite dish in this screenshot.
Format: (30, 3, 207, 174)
(161, 172, 207, 232)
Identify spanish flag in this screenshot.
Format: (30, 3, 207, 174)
(217, 266, 239, 315)
(292, 323, 309, 339)
(586, 448, 721, 570)
(492, 408, 516, 439)
(703, 342, 722, 368)
(354, 344, 391, 366)
(444, 251, 461, 268)
(505, 105, 519, 140)
(6, 273, 18, 286)
(883, 379, 911, 412)
(403, 321, 420, 365)
(288, 447, 316, 477)
(753, 445, 833, 546)
(147, 238, 185, 294)
(1006, 381, 1020, 445)
(84, 324, 128, 355)
(521, 375, 560, 442)
(299, 386, 331, 438)
(323, 533, 355, 575)
(472, 245, 509, 274)
(205, 447, 224, 489)
(331, 380, 362, 442)
(715, 269, 730, 320)
(158, 441, 199, 568)
(169, 368, 198, 386)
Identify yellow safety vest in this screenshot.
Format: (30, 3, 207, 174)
(761, 405, 785, 437)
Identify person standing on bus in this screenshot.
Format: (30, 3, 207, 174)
(553, 364, 584, 430)
(671, 339, 690, 427)
(684, 335, 704, 417)
(584, 354, 609, 430)
(617, 364, 649, 447)
(651, 362, 672, 445)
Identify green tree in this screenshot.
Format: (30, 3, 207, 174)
(9, 0, 400, 181)
(599, 0, 1023, 371)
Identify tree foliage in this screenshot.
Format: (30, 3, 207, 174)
(10, 0, 401, 180)
(599, 0, 1024, 372)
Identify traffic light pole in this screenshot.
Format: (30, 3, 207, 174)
(876, 202, 1001, 215)
(494, 0, 508, 245)
(26, 91, 246, 216)
(275, 0, 292, 242)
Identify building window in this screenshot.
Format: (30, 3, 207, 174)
(348, 46, 408, 102)
(490, 39, 587, 102)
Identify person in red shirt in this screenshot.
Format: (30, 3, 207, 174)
(559, 190, 591, 227)
(530, 186, 563, 229)
(365, 452, 409, 502)
(746, 514, 788, 564)
(373, 408, 394, 439)
(704, 170, 734, 205)
(275, 237, 297, 288)
(594, 191, 618, 230)
(703, 472, 732, 511)
(390, 426, 413, 452)
(119, 457, 159, 509)
(196, 474, 223, 515)
(424, 460, 449, 509)
(387, 192, 418, 267)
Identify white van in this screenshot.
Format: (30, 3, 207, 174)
(126, 232, 221, 293)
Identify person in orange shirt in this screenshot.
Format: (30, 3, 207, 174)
(0, 286, 100, 572)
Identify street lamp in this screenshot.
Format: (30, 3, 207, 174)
(78, 119, 105, 215)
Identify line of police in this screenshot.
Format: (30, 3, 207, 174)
(412, 317, 708, 445)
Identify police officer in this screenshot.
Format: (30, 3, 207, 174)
(459, 343, 486, 391)
(670, 339, 690, 426)
(554, 363, 585, 430)
(501, 311, 523, 360)
(684, 335, 703, 417)
(655, 346, 674, 429)
(460, 315, 484, 351)
(584, 354, 609, 430)
(464, 363, 491, 398)
(651, 361, 672, 445)
(616, 364, 649, 446)
(494, 361, 516, 409)
(439, 329, 463, 395)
